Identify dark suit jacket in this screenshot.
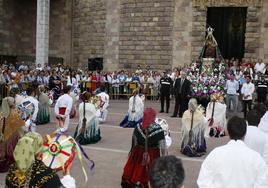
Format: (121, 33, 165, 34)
(173, 78, 191, 98)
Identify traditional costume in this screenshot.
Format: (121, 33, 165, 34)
(181, 98, 207, 154)
(120, 90, 144, 128)
(5, 132, 76, 188)
(0, 97, 24, 173)
(54, 93, 73, 132)
(74, 92, 101, 145)
(36, 86, 51, 125)
(96, 89, 109, 123)
(206, 93, 226, 137)
(121, 108, 166, 188)
(18, 95, 39, 133)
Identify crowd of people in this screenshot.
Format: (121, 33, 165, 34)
(0, 57, 268, 188)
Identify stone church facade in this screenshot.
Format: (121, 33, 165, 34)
(0, 0, 267, 71)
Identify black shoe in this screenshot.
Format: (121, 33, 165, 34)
(170, 115, 177, 118)
(159, 110, 164, 113)
(166, 111, 169, 113)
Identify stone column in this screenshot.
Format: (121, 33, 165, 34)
(36, 0, 50, 67)
(104, 0, 120, 71)
(172, 0, 193, 67)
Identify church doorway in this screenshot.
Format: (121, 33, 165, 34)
(207, 7, 247, 60)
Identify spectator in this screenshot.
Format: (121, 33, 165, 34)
(254, 59, 265, 74)
(150, 155, 185, 188)
(241, 75, 255, 118)
(197, 116, 268, 188)
(225, 74, 239, 113)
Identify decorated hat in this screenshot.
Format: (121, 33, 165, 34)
(210, 93, 224, 102)
(42, 133, 94, 187)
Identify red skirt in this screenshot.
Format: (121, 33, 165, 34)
(121, 146, 160, 188)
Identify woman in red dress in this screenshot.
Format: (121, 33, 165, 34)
(121, 108, 166, 188)
(91, 71, 97, 93)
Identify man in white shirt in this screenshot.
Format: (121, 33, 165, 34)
(225, 74, 239, 112)
(241, 75, 255, 118)
(244, 109, 268, 165)
(197, 116, 268, 188)
(54, 85, 73, 132)
(259, 101, 268, 134)
(254, 59, 265, 74)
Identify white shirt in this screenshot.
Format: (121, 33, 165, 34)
(259, 112, 268, 134)
(54, 94, 73, 117)
(241, 82, 255, 100)
(244, 126, 268, 165)
(197, 140, 268, 188)
(255, 63, 265, 73)
(226, 80, 239, 95)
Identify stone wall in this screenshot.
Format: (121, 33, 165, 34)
(259, 0, 268, 62)
(50, 0, 72, 65)
(72, 0, 106, 68)
(0, 0, 73, 65)
(0, 0, 3, 53)
(0, 0, 36, 56)
(191, 0, 264, 61)
(119, 0, 174, 70)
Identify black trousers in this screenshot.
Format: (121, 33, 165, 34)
(243, 100, 252, 118)
(160, 92, 170, 112)
(173, 94, 188, 117)
(257, 92, 267, 103)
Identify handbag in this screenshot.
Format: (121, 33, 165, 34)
(181, 111, 201, 157)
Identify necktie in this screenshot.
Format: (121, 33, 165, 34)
(179, 79, 184, 93)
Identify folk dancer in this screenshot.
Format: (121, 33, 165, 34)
(121, 108, 166, 188)
(0, 97, 24, 172)
(54, 86, 73, 133)
(36, 85, 52, 125)
(18, 87, 39, 133)
(5, 132, 76, 188)
(206, 93, 227, 137)
(181, 98, 207, 156)
(119, 89, 144, 128)
(74, 92, 101, 145)
(96, 85, 109, 123)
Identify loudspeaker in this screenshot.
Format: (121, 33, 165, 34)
(88, 58, 103, 71)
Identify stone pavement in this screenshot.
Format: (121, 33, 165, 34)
(0, 99, 230, 188)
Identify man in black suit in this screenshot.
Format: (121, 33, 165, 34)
(171, 71, 191, 118)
